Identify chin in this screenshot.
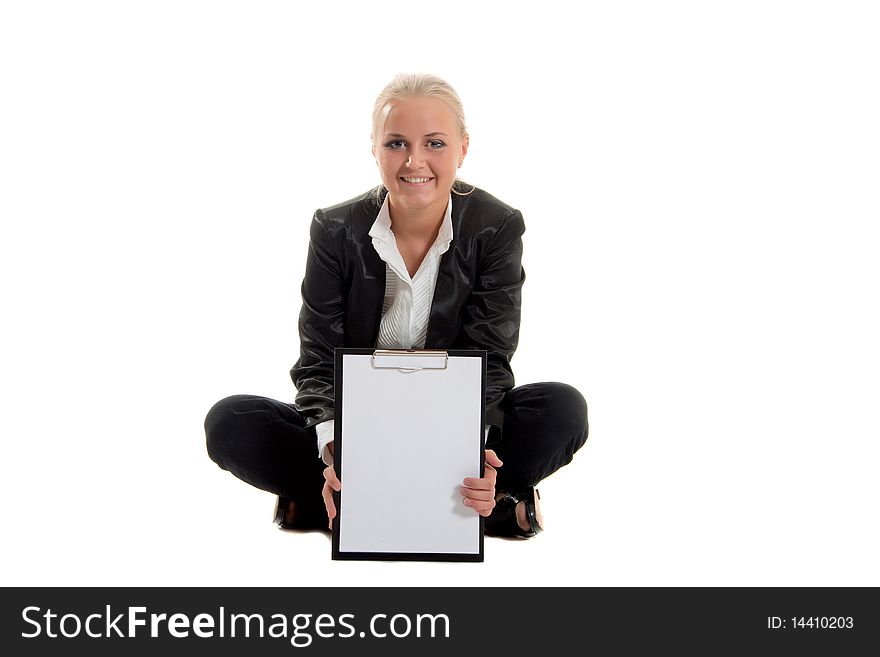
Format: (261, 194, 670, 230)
(391, 183, 432, 197)
(403, 190, 445, 203)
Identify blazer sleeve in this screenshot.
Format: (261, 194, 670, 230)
(458, 208, 526, 429)
(290, 210, 344, 428)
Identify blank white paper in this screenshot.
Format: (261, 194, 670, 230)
(338, 353, 483, 555)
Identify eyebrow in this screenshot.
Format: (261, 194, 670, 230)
(384, 132, 449, 139)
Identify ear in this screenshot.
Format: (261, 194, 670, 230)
(458, 133, 470, 168)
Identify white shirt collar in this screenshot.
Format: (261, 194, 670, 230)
(368, 192, 454, 249)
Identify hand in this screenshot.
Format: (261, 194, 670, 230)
(460, 449, 503, 517)
(322, 464, 341, 530)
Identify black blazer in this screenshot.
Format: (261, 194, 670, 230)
(290, 185, 526, 431)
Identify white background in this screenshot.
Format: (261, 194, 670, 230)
(2, 1, 878, 586)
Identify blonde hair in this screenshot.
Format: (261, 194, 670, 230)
(370, 73, 475, 200)
(371, 73, 467, 142)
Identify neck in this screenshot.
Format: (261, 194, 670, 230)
(387, 195, 448, 240)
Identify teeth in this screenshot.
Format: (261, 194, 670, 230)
(402, 177, 431, 183)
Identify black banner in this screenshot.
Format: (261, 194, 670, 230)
(1, 587, 876, 655)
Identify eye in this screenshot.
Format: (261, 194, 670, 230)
(427, 139, 446, 149)
(384, 139, 406, 149)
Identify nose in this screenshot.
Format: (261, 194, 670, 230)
(405, 147, 426, 169)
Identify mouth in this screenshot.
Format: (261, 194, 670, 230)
(399, 176, 434, 186)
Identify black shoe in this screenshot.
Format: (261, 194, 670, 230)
(484, 487, 544, 538)
(273, 496, 296, 529)
(273, 496, 331, 533)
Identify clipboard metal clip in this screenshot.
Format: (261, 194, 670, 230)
(371, 349, 448, 373)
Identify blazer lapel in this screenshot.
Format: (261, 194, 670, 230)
(361, 246, 386, 345)
(348, 191, 388, 347)
(425, 193, 464, 348)
(425, 252, 459, 347)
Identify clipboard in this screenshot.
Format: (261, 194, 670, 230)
(331, 348, 487, 562)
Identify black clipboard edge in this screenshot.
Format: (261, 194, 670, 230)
(333, 551, 483, 563)
(331, 347, 486, 563)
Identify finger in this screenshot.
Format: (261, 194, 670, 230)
(462, 477, 494, 490)
(323, 466, 342, 492)
(484, 449, 503, 468)
(462, 471, 496, 489)
(322, 483, 337, 519)
(463, 497, 496, 515)
(459, 486, 495, 502)
(324, 499, 336, 521)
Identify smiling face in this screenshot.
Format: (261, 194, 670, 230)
(372, 96, 469, 219)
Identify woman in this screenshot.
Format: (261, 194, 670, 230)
(205, 73, 588, 538)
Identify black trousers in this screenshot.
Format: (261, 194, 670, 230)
(205, 382, 588, 529)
